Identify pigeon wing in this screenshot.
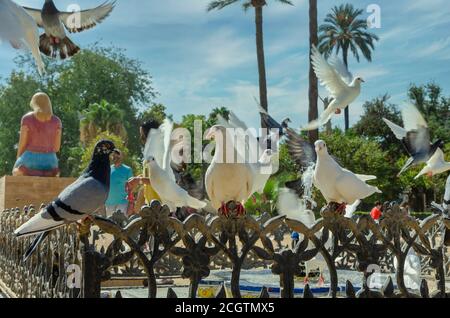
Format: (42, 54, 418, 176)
(311, 45, 349, 98)
(402, 103, 428, 132)
(383, 118, 407, 140)
(286, 128, 316, 169)
(329, 55, 353, 85)
(21, 7, 44, 27)
(1, 1, 44, 75)
(57, 177, 109, 220)
(144, 119, 175, 182)
(59, 0, 116, 33)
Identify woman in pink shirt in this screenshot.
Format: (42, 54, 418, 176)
(13, 92, 62, 177)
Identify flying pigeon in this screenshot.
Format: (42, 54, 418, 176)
(205, 125, 255, 215)
(0, 0, 45, 75)
(143, 119, 206, 212)
(414, 148, 450, 179)
(23, 0, 116, 59)
(383, 103, 444, 176)
(257, 104, 291, 137)
(14, 140, 116, 260)
(302, 45, 364, 131)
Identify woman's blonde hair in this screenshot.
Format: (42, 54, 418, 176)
(30, 92, 53, 115)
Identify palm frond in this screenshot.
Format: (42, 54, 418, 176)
(207, 0, 241, 11)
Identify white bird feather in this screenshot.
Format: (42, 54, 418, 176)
(0, 0, 44, 75)
(415, 148, 450, 179)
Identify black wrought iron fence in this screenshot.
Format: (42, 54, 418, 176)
(0, 201, 449, 298)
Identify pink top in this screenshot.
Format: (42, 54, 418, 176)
(22, 112, 62, 153)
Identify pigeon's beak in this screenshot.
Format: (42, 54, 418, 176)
(360, 78, 365, 83)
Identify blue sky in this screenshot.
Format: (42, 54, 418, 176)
(1, 0, 450, 130)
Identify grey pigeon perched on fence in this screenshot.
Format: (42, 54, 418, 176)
(14, 140, 116, 260)
(23, 0, 116, 59)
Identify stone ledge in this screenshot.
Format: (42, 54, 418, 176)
(0, 176, 76, 211)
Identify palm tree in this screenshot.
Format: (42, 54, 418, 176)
(308, 0, 319, 143)
(207, 0, 293, 128)
(318, 3, 379, 131)
(80, 100, 127, 145)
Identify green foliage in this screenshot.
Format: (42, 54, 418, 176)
(353, 94, 402, 151)
(138, 103, 171, 126)
(80, 100, 127, 145)
(0, 45, 155, 177)
(79, 132, 140, 175)
(318, 3, 379, 62)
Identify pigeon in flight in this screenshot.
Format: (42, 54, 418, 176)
(14, 140, 116, 260)
(23, 0, 116, 59)
(383, 103, 444, 176)
(143, 119, 206, 212)
(0, 0, 45, 75)
(302, 45, 364, 131)
(414, 148, 450, 179)
(257, 104, 291, 137)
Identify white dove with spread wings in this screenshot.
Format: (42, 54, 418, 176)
(303, 45, 364, 131)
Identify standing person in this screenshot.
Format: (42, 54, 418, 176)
(105, 149, 133, 217)
(370, 201, 383, 223)
(13, 92, 62, 177)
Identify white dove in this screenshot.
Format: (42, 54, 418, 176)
(216, 111, 278, 195)
(302, 45, 364, 131)
(314, 140, 381, 213)
(0, 0, 44, 75)
(205, 125, 255, 215)
(146, 156, 206, 212)
(415, 148, 450, 179)
(143, 119, 206, 212)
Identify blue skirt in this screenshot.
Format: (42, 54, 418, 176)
(14, 151, 58, 171)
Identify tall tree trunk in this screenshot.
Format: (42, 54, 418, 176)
(308, 0, 319, 143)
(255, 5, 269, 128)
(343, 48, 350, 132)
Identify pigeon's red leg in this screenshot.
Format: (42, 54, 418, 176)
(304, 275, 309, 285)
(220, 202, 229, 217)
(427, 172, 433, 178)
(336, 203, 347, 215)
(236, 202, 245, 216)
(318, 274, 325, 287)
